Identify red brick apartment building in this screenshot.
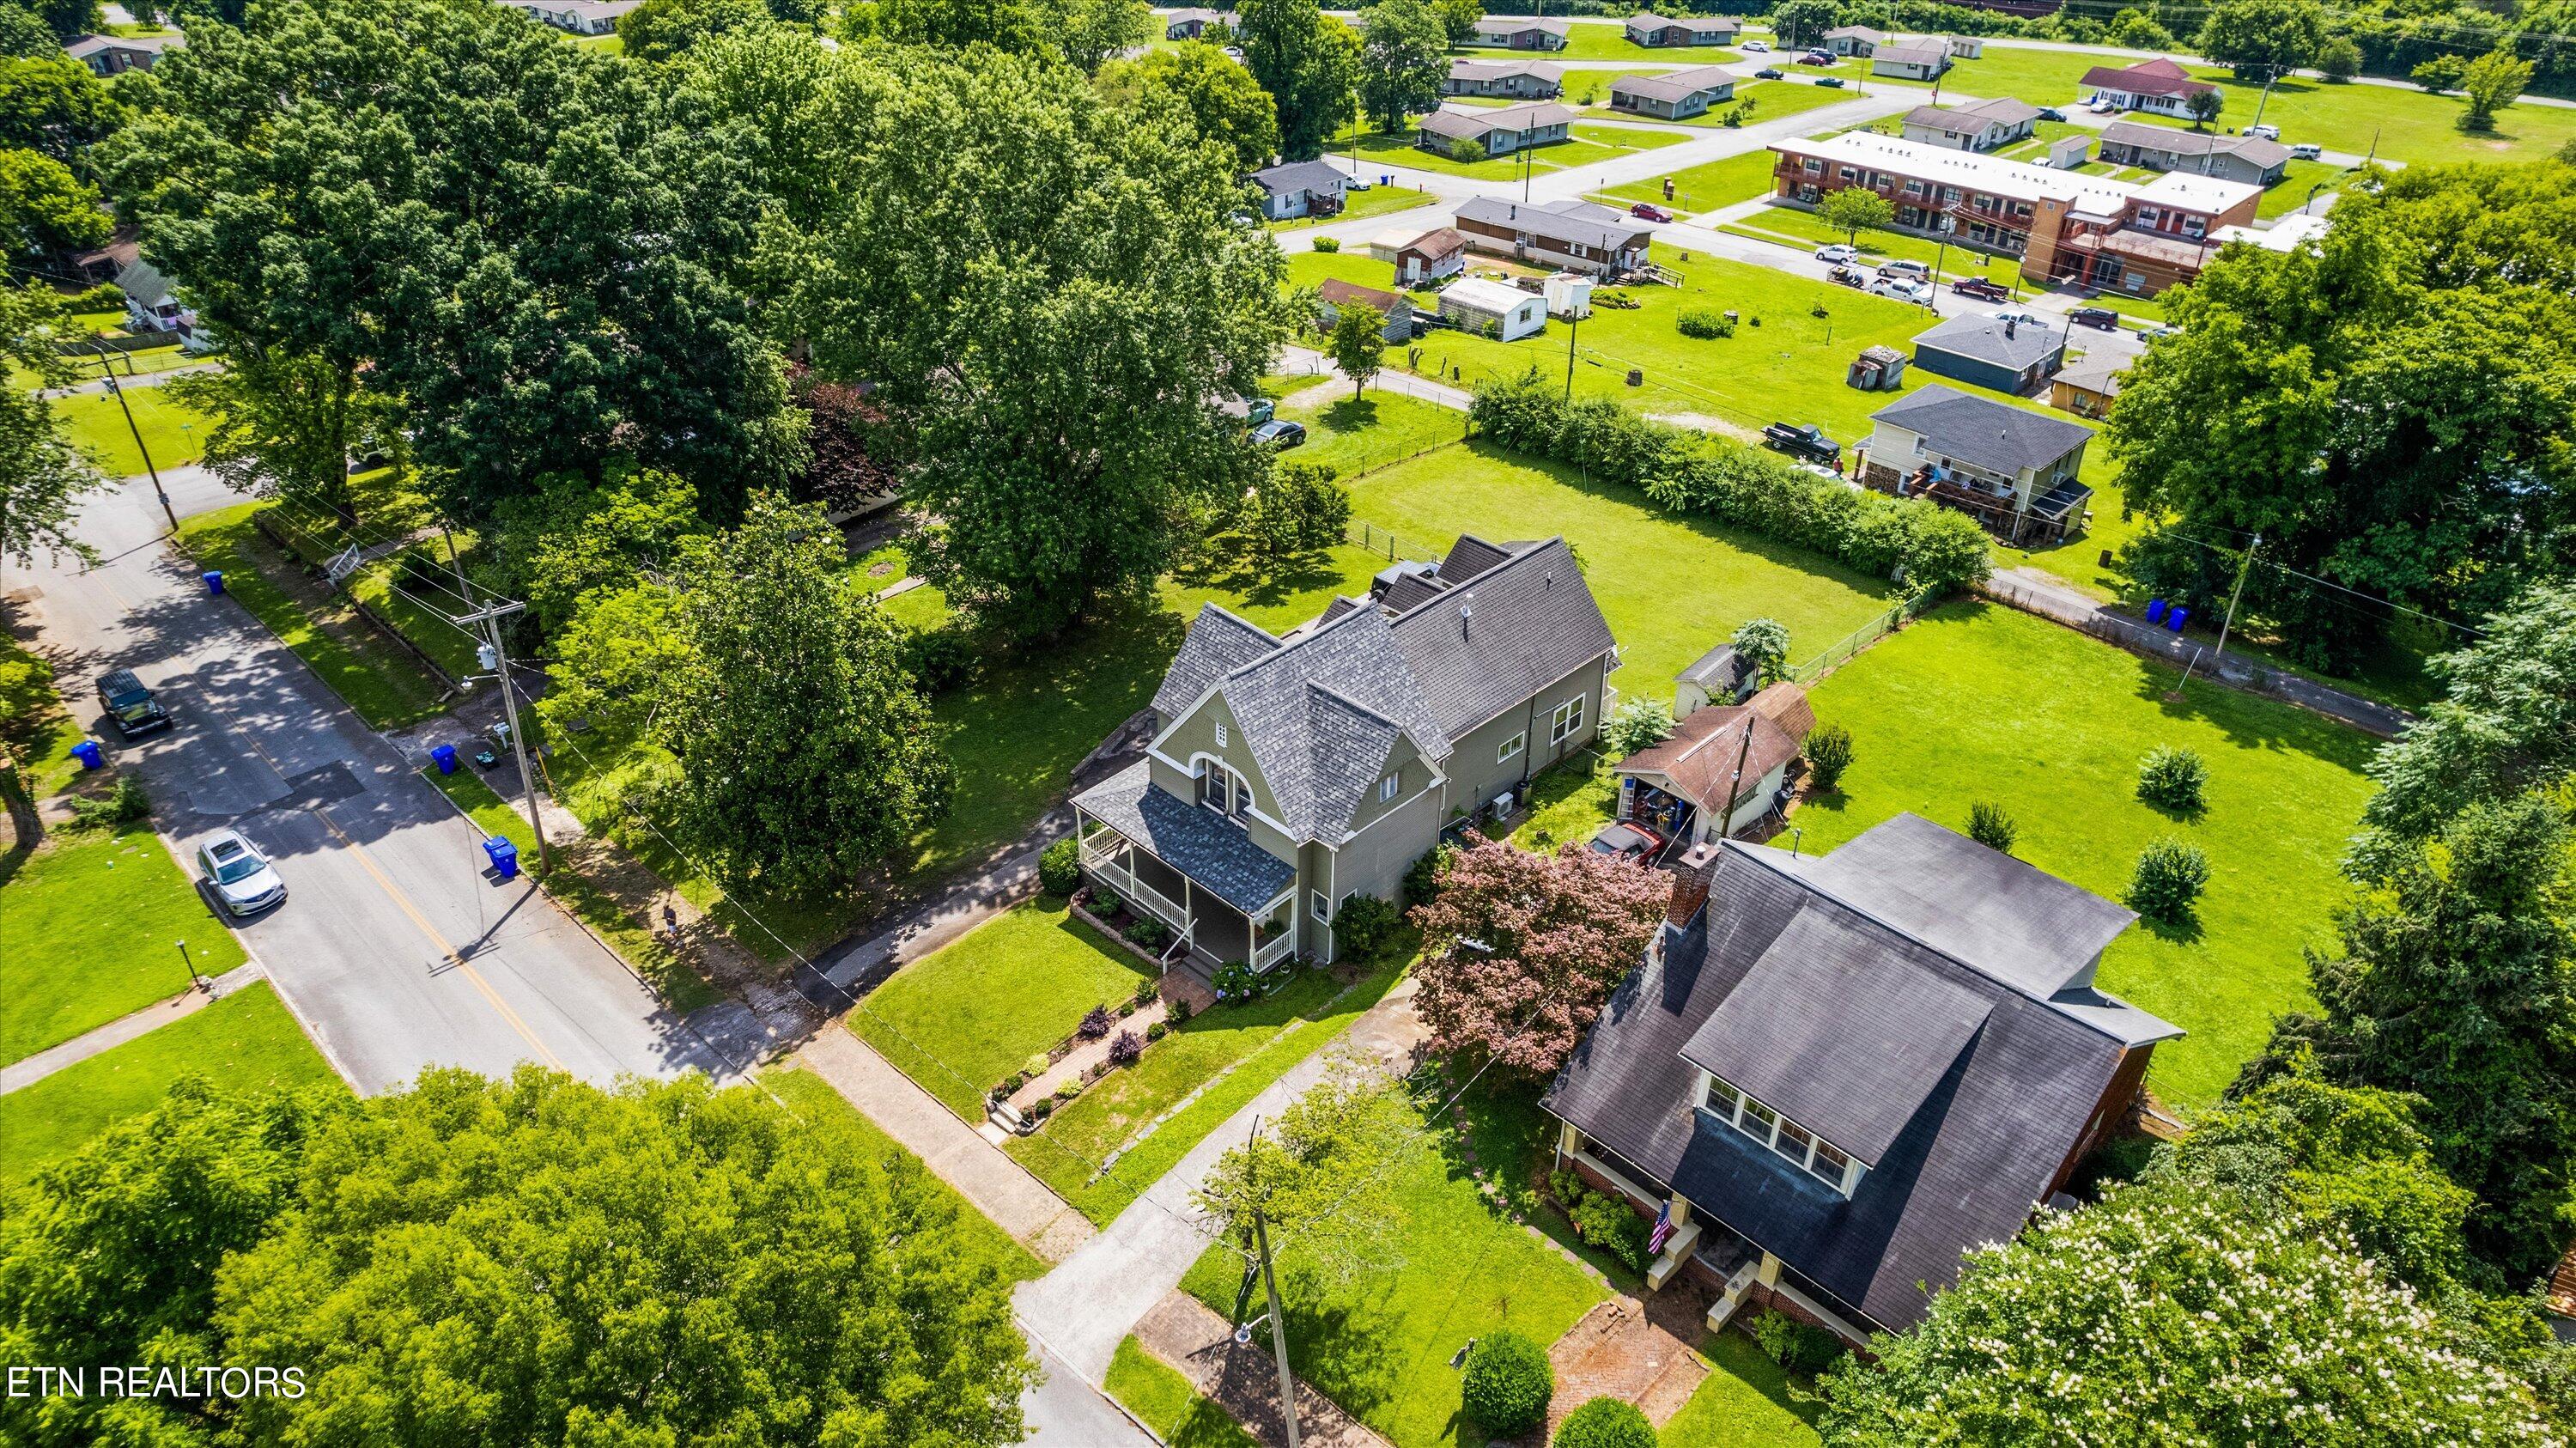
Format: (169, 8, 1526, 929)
(1769, 131, 2260, 296)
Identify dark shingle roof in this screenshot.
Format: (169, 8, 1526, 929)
(1455, 196, 1655, 255)
(1911, 313, 2065, 374)
(1386, 537, 1615, 738)
(1870, 384, 2094, 474)
(1153, 605, 1281, 719)
(1249, 160, 1347, 196)
(1207, 605, 1452, 838)
(1543, 820, 2173, 1331)
(2099, 119, 2290, 168)
(1072, 761, 1296, 912)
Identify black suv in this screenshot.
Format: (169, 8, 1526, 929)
(97, 668, 172, 739)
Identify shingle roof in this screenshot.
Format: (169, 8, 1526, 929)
(1154, 605, 1282, 719)
(1399, 227, 1467, 259)
(1455, 196, 1654, 254)
(1872, 40, 1947, 65)
(1419, 101, 1574, 142)
(1747, 682, 1815, 743)
(1200, 604, 1454, 839)
(1870, 384, 2094, 474)
(1249, 159, 1347, 197)
(2081, 57, 2216, 98)
(1473, 14, 1569, 34)
(1317, 278, 1405, 313)
(2052, 356, 2127, 397)
(1904, 96, 2034, 133)
(1911, 313, 2065, 374)
(1610, 65, 1735, 104)
(1449, 58, 1563, 82)
(1824, 24, 1885, 39)
(1961, 95, 2040, 124)
(1680, 642, 1751, 696)
(1614, 703, 1801, 815)
(114, 258, 175, 308)
(2100, 119, 2289, 168)
(1385, 536, 1613, 738)
(1542, 819, 2177, 1331)
(1072, 761, 1297, 912)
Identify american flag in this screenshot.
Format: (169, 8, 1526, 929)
(1647, 1201, 1674, 1256)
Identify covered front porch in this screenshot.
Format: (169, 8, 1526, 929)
(1071, 763, 1302, 977)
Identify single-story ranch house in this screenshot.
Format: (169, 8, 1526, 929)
(64, 31, 178, 74)
(1445, 58, 1565, 99)
(1907, 312, 2066, 397)
(1609, 66, 1738, 121)
(1471, 15, 1571, 49)
(1163, 7, 1220, 39)
(1869, 37, 1951, 81)
(2098, 119, 2291, 187)
(2081, 57, 2220, 118)
(1899, 97, 2041, 152)
(1247, 159, 1347, 221)
(1545, 815, 2180, 1341)
(1821, 24, 1884, 55)
(1625, 12, 1738, 46)
(1417, 101, 1575, 158)
(1862, 383, 2096, 544)
(1454, 196, 1655, 276)
(1072, 536, 1614, 974)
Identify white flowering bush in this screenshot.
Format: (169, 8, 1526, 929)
(1816, 1188, 2561, 1445)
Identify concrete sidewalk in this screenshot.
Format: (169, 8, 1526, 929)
(1, 962, 266, 1094)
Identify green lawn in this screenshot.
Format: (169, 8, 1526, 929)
(1010, 958, 1406, 1225)
(766, 1065, 1048, 1282)
(1722, 203, 2030, 292)
(1273, 185, 1438, 230)
(1177, 1087, 1609, 1448)
(848, 897, 1155, 1121)
(1348, 441, 1901, 697)
(422, 765, 721, 1013)
(1601, 148, 1783, 214)
(51, 384, 210, 477)
(1268, 377, 1473, 478)
(1, 823, 250, 1066)
(1658, 1332, 1825, 1448)
(2255, 159, 2350, 219)
(1331, 124, 1652, 181)
(2, 634, 90, 800)
(1589, 77, 1866, 129)
(1107, 1337, 1261, 1448)
(1787, 600, 2379, 1113)
(1510, 750, 1619, 853)
(0, 981, 341, 1189)
(174, 503, 451, 730)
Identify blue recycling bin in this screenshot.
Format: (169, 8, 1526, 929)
(70, 738, 104, 770)
(2166, 605, 2190, 632)
(483, 837, 519, 880)
(2144, 599, 2168, 624)
(202, 570, 225, 596)
(430, 744, 459, 776)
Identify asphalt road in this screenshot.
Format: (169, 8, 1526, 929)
(8, 472, 743, 1094)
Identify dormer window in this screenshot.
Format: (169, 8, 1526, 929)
(1196, 759, 1250, 819)
(1698, 1073, 1864, 1196)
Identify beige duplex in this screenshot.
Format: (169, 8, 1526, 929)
(1072, 537, 1616, 972)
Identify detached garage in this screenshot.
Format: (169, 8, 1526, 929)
(1438, 277, 1548, 341)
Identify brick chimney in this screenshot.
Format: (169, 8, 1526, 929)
(1665, 841, 1723, 928)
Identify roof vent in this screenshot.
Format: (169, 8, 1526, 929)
(1460, 592, 1474, 638)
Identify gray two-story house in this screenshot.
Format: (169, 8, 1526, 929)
(1071, 537, 1616, 971)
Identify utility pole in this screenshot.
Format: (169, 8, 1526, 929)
(1563, 307, 1581, 399)
(89, 347, 177, 532)
(2251, 67, 2279, 129)
(2212, 531, 2261, 665)
(1252, 1203, 1302, 1448)
(460, 599, 550, 870)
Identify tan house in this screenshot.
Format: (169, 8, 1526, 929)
(1454, 196, 1655, 276)
(1609, 66, 1738, 121)
(1624, 12, 1738, 46)
(1470, 15, 1571, 49)
(2050, 357, 2126, 419)
(1862, 384, 2096, 544)
(1417, 100, 1575, 157)
(1445, 57, 1566, 99)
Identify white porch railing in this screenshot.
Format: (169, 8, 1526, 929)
(1253, 928, 1297, 970)
(1079, 841, 1191, 936)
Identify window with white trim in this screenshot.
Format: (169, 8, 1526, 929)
(1311, 889, 1330, 922)
(1376, 773, 1400, 804)
(1196, 759, 1250, 818)
(1698, 1074, 1862, 1194)
(1498, 732, 1526, 764)
(1549, 694, 1586, 745)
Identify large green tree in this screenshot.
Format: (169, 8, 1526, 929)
(1237, 0, 1358, 158)
(0, 55, 121, 163)
(0, 145, 106, 256)
(0, 282, 99, 566)
(106, 0, 803, 524)
(780, 46, 1290, 637)
(615, 0, 771, 63)
(2192, 0, 2328, 76)
(2354, 582, 2576, 849)
(161, 350, 406, 522)
(2108, 159, 2576, 672)
(2462, 44, 2536, 130)
(1048, 0, 1153, 76)
(1097, 39, 1281, 173)
(489, 461, 709, 635)
(1356, 0, 1445, 134)
(551, 496, 950, 896)
(1194, 1057, 1424, 1284)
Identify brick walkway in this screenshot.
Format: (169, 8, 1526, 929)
(1133, 1292, 1395, 1448)
(1004, 996, 1173, 1117)
(1544, 1298, 1710, 1436)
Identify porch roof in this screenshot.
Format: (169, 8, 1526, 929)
(1073, 761, 1297, 914)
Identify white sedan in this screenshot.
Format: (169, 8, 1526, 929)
(1743, 38, 1770, 52)
(198, 828, 287, 917)
(1814, 243, 1857, 264)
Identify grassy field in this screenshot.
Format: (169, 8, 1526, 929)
(1106, 1338, 1261, 1448)
(1264, 374, 1473, 478)
(52, 384, 209, 476)
(1601, 148, 1783, 213)
(1788, 600, 2379, 1112)
(1177, 1087, 1608, 1448)
(0, 981, 341, 1189)
(1526, 22, 1742, 62)
(1659, 1332, 1826, 1448)
(1589, 76, 1868, 129)
(766, 1065, 1048, 1282)
(2255, 158, 2350, 218)
(1010, 958, 1406, 1225)
(848, 898, 1155, 1121)
(1330, 123, 1659, 181)
(1272, 185, 1437, 230)
(174, 503, 451, 730)
(0, 822, 250, 1066)
(2, 633, 90, 800)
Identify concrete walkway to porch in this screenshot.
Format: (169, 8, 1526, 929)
(1002, 995, 1175, 1121)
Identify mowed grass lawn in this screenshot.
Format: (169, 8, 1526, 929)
(1603, 148, 1782, 214)
(1524, 23, 1742, 62)
(1331, 121, 1675, 182)
(1271, 184, 1437, 230)
(0, 982, 341, 1189)
(51, 384, 209, 476)
(1788, 601, 2379, 1112)
(1178, 1091, 1608, 1448)
(1, 823, 250, 1065)
(1107, 1338, 1261, 1448)
(766, 1065, 1047, 1282)
(1661, 1333, 1825, 1448)
(1593, 76, 1864, 130)
(849, 898, 1153, 1121)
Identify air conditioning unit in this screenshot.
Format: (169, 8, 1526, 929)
(1491, 791, 1515, 818)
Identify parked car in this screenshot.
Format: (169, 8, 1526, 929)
(197, 829, 286, 917)
(1238, 395, 1275, 426)
(2037, 106, 2067, 122)
(1743, 37, 1770, 51)
(1816, 75, 1845, 87)
(1754, 65, 1785, 79)
(2069, 306, 2120, 331)
(2290, 143, 2323, 160)
(1814, 242, 1857, 264)
(1876, 259, 1930, 281)
(1346, 176, 1373, 191)
(1951, 277, 2009, 301)
(2246, 123, 2281, 140)
(1763, 421, 1841, 464)
(1798, 50, 1835, 64)
(1868, 277, 1932, 304)
(1629, 201, 1674, 222)
(1827, 263, 1868, 288)
(1587, 820, 1667, 862)
(95, 667, 170, 739)
(1994, 308, 2047, 328)
(1249, 419, 1306, 448)
(2136, 322, 2181, 340)
(2087, 95, 2120, 113)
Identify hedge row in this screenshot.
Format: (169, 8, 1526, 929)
(1467, 369, 1992, 596)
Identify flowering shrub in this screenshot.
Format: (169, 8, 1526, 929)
(1078, 1005, 1113, 1041)
(1108, 1029, 1142, 1066)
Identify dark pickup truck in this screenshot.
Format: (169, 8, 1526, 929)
(1763, 423, 1841, 465)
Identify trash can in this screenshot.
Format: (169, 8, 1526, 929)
(483, 837, 519, 881)
(202, 570, 225, 596)
(70, 738, 104, 770)
(429, 744, 459, 776)
(2144, 599, 2168, 624)
(2166, 605, 2190, 632)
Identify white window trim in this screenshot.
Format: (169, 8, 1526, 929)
(1498, 732, 1527, 764)
(1376, 773, 1400, 804)
(1549, 694, 1585, 746)
(1310, 889, 1330, 922)
(1696, 1072, 1864, 1196)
